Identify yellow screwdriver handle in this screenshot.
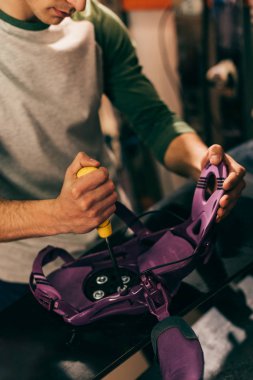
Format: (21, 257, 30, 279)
(77, 166, 112, 239)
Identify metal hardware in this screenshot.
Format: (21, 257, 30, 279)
(140, 273, 170, 321)
(121, 275, 130, 284)
(93, 290, 105, 300)
(96, 275, 108, 285)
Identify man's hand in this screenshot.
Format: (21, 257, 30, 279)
(54, 152, 117, 234)
(201, 144, 246, 222)
(0, 152, 117, 242)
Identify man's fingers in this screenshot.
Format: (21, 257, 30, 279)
(223, 171, 246, 191)
(201, 144, 224, 169)
(219, 180, 245, 209)
(222, 154, 246, 191)
(208, 144, 224, 165)
(216, 199, 238, 223)
(216, 154, 245, 222)
(66, 152, 100, 177)
(200, 146, 246, 222)
(77, 180, 116, 210)
(84, 192, 118, 220)
(72, 167, 110, 199)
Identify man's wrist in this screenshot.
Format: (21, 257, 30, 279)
(164, 133, 207, 181)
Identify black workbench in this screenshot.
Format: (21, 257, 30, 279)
(0, 188, 252, 380)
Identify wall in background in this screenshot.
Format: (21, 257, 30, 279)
(127, 9, 189, 196)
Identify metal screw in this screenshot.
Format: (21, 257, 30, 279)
(93, 290, 105, 300)
(121, 275, 130, 284)
(117, 284, 128, 292)
(96, 275, 108, 285)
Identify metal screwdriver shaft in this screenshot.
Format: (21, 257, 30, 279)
(77, 166, 124, 290)
(105, 237, 124, 290)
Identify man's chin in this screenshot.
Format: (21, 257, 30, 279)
(39, 15, 66, 25)
(49, 17, 65, 25)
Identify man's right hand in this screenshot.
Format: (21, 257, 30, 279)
(54, 152, 117, 234)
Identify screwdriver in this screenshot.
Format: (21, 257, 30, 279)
(77, 166, 124, 290)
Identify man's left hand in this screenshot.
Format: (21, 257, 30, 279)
(201, 144, 246, 222)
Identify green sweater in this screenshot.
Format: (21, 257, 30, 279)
(0, 0, 193, 282)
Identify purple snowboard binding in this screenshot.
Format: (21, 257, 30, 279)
(30, 162, 227, 380)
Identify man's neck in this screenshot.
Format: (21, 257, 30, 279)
(0, 0, 34, 20)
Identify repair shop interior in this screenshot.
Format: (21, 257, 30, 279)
(0, 1, 253, 380)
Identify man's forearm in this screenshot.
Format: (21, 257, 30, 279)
(163, 132, 208, 181)
(0, 199, 60, 242)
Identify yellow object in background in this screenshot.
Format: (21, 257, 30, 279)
(122, 0, 173, 11)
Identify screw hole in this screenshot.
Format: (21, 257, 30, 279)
(205, 173, 217, 201)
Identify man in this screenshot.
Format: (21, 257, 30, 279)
(0, 0, 245, 306)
